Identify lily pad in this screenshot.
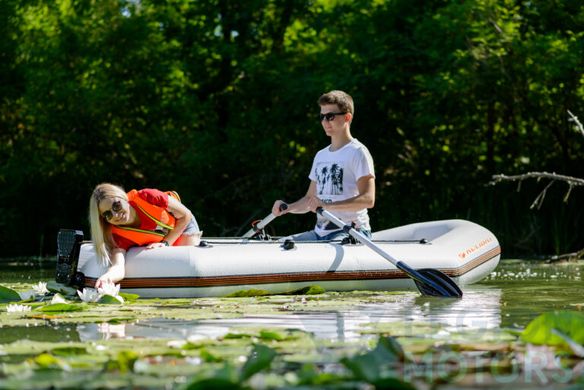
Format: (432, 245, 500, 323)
(37, 303, 85, 312)
(240, 344, 277, 381)
(342, 336, 406, 383)
(227, 289, 271, 297)
(0, 285, 22, 303)
(521, 311, 584, 346)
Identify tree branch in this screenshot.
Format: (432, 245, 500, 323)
(490, 171, 584, 208)
(490, 111, 584, 260)
(546, 248, 584, 263)
(568, 110, 584, 137)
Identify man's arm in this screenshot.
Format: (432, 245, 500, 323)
(307, 175, 375, 213)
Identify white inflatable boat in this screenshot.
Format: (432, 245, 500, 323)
(70, 219, 501, 298)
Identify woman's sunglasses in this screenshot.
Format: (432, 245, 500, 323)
(319, 112, 346, 122)
(101, 200, 123, 221)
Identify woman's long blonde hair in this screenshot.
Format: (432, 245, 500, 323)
(89, 183, 128, 266)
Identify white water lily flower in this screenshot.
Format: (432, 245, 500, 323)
(97, 282, 121, 297)
(32, 281, 49, 296)
(77, 288, 101, 303)
(50, 294, 68, 304)
(6, 304, 32, 313)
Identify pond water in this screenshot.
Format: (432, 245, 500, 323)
(1, 259, 582, 343)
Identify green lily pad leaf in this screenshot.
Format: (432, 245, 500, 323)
(259, 330, 285, 341)
(104, 350, 139, 373)
(46, 281, 78, 296)
(0, 285, 22, 303)
(200, 348, 223, 362)
(227, 289, 270, 297)
(37, 303, 85, 312)
(185, 378, 242, 390)
(285, 285, 325, 295)
(185, 362, 240, 389)
(31, 353, 68, 370)
(240, 344, 277, 381)
(552, 329, 584, 357)
(99, 294, 124, 304)
(223, 332, 253, 340)
(521, 311, 584, 346)
(118, 292, 139, 302)
(372, 377, 417, 390)
(51, 346, 88, 356)
(297, 363, 347, 385)
(106, 317, 135, 324)
(341, 336, 405, 383)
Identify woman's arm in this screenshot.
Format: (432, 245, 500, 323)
(95, 248, 126, 288)
(156, 196, 192, 246)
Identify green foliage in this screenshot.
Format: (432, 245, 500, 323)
(98, 294, 124, 304)
(107, 350, 139, 373)
(239, 344, 277, 381)
(521, 311, 584, 347)
(36, 303, 85, 312)
(0, 286, 22, 303)
(227, 289, 271, 297)
(285, 285, 326, 295)
(341, 336, 410, 386)
(0, 0, 583, 257)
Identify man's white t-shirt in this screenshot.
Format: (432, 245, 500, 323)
(308, 138, 375, 236)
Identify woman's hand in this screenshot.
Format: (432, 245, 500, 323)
(95, 275, 114, 289)
(145, 242, 168, 250)
(95, 249, 126, 288)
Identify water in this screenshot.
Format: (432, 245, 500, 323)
(1, 259, 583, 343)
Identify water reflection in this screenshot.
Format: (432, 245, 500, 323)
(77, 286, 502, 342)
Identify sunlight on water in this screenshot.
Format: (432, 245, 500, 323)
(74, 286, 503, 342)
(1, 259, 583, 343)
(75, 260, 584, 342)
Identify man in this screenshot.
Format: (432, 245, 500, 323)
(272, 90, 375, 240)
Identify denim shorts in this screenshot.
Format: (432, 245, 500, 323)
(182, 216, 200, 236)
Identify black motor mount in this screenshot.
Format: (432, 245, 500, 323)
(55, 229, 85, 288)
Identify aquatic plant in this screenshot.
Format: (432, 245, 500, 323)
(98, 283, 121, 297)
(6, 303, 31, 313)
(32, 281, 49, 296)
(77, 288, 101, 303)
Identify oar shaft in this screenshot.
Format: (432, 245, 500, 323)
(317, 207, 463, 298)
(242, 204, 288, 238)
(318, 209, 400, 267)
(254, 213, 277, 231)
(242, 215, 275, 238)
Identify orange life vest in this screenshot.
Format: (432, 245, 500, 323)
(110, 190, 180, 246)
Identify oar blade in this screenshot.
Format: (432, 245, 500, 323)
(414, 268, 463, 298)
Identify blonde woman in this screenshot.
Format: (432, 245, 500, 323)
(89, 183, 201, 288)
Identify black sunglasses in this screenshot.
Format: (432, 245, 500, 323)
(319, 112, 346, 122)
(101, 200, 123, 221)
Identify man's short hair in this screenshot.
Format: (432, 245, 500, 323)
(318, 90, 354, 115)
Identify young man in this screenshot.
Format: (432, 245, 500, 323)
(272, 90, 375, 241)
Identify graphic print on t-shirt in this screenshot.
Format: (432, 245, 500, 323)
(316, 163, 343, 195)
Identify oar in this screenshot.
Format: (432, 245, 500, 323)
(316, 207, 463, 298)
(242, 203, 288, 238)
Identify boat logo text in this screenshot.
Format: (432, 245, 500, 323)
(458, 237, 494, 260)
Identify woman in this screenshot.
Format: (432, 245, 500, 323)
(89, 183, 201, 288)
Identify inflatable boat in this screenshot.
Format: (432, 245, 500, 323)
(57, 219, 501, 298)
